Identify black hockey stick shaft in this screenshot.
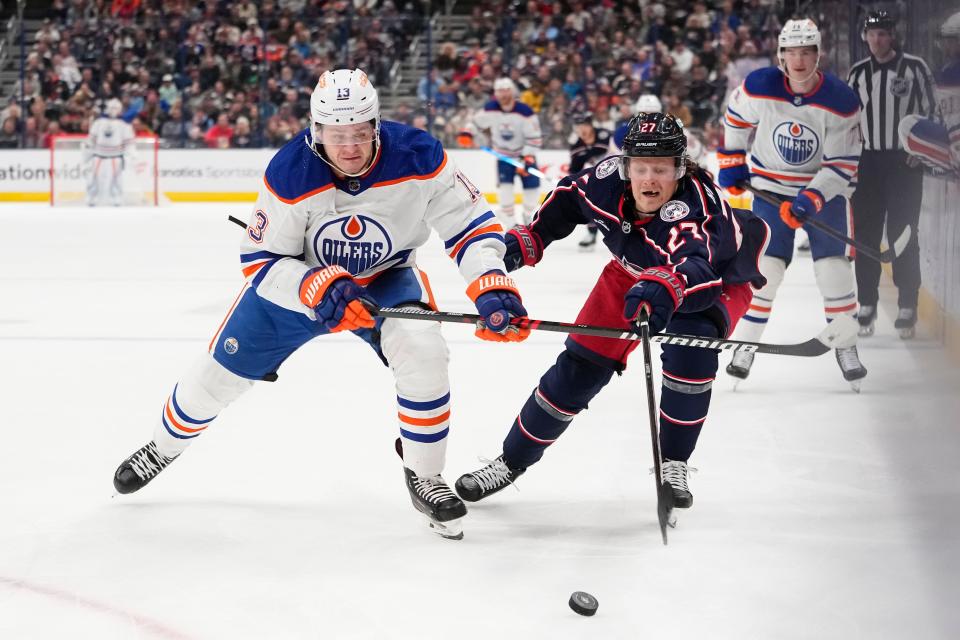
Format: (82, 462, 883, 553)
(638, 311, 674, 545)
(372, 306, 846, 357)
(228, 215, 247, 228)
(742, 185, 904, 263)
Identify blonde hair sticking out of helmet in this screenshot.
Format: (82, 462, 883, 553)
(308, 68, 381, 177)
(777, 19, 822, 85)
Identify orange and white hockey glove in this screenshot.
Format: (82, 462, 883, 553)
(466, 271, 530, 342)
(299, 266, 376, 333)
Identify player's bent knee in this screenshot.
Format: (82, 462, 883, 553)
(755, 255, 786, 298)
(181, 353, 255, 410)
(381, 317, 450, 390)
(813, 256, 854, 297)
(539, 349, 615, 411)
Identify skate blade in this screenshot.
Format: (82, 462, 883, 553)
(667, 510, 678, 528)
(848, 380, 863, 394)
(898, 328, 916, 340)
(424, 515, 463, 540)
(857, 326, 875, 338)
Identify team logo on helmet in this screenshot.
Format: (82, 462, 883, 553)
(660, 200, 690, 222)
(595, 157, 619, 179)
(772, 121, 820, 165)
(313, 214, 393, 274)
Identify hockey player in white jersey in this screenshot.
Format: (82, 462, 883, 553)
(111, 69, 530, 540)
(718, 19, 868, 391)
(86, 98, 135, 206)
(474, 78, 543, 226)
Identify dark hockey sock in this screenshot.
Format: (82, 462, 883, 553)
(502, 349, 613, 469)
(658, 315, 719, 462)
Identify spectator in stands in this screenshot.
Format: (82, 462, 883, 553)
(418, 69, 441, 103)
(0, 117, 18, 149)
(204, 113, 233, 148)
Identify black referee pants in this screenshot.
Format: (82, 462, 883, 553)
(850, 150, 924, 308)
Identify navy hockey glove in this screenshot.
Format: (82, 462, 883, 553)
(299, 266, 376, 333)
(623, 268, 686, 335)
(779, 188, 824, 230)
(717, 148, 748, 195)
(467, 271, 530, 342)
(504, 225, 544, 272)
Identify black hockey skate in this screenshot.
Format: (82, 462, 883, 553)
(404, 468, 467, 540)
(725, 351, 754, 389)
(455, 455, 526, 502)
(113, 441, 178, 494)
(858, 305, 876, 337)
(661, 460, 693, 509)
(895, 308, 917, 340)
(835, 346, 867, 393)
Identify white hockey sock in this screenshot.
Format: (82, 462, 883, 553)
(734, 255, 786, 342)
(381, 316, 451, 478)
(814, 257, 858, 325)
(522, 188, 540, 224)
(497, 184, 516, 226)
(152, 355, 254, 458)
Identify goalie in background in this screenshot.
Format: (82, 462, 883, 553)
(85, 98, 135, 206)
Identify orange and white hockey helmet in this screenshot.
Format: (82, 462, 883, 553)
(309, 68, 381, 175)
(777, 19, 822, 82)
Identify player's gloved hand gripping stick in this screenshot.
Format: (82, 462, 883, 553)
(741, 184, 911, 264)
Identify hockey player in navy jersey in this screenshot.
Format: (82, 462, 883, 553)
(474, 78, 543, 226)
(112, 69, 530, 540)
(718, 19, 868, 391)
(455, 113, 769, 510)
(569, 111, 614, 250)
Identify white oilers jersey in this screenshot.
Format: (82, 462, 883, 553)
(87, 116, 135, 158)
(474, 100, 542, 158)
(724, 67, 862, 199)
(239, 121, 507, 316)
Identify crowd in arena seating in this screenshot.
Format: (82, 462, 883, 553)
(0, 0, 805, 152)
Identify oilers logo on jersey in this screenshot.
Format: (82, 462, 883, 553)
(773, 121, 821, 165)
(314, 214, 392, 274)
(498, 122, 516, 142)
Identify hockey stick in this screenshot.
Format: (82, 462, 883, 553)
(637, 310, 674, 545)
(228, 215, 247, 228)
(371, 305, 857, 357)
(742, 184, 910, 263)
(479, 146, 548, 179)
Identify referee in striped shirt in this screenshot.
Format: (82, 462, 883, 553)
(848, 10, 937, 339)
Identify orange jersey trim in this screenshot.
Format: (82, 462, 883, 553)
(371, 153, 448, 189)
(263, 175, 335, 205)
(751, 166, 815, 182)
(447, 223, 504, 258)
(165, 402, 207, 434)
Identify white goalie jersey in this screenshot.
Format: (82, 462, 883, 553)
(87, 116, 135, 158)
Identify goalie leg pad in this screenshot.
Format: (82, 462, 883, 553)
(814, 256, 857, 323)
(735, 255, 786, 342)
(153, 354, 255, 458)
(381, 314, 451, 478)
(502, 348, 614, 469)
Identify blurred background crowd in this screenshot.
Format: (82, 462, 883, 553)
(0, 0, 846, 151)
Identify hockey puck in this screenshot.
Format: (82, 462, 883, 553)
(568, 591, 598, 616)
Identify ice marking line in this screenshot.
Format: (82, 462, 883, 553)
(0, 576, 196, 639)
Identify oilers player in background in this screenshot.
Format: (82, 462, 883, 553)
(899, 11, 960, 177)
(112, 69, 530, 541)
(455, 113, 769, 512)
(568, 111, 613, 250)
(474, 77, 543, 227)
(85, 98, 135, 206)
(718, 19, 869, 391)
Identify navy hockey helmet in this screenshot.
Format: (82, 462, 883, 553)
(863, 10, 896, 38)
(619, 112, 688, 180)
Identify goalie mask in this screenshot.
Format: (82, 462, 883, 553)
(619, 112, 688, 181)
(308, 68, 381, 177)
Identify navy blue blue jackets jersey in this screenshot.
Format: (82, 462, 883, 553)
(525, 157, 769, 313)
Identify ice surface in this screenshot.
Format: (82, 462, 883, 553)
(1, 205, 958, 639)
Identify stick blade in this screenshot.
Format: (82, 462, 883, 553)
(656, 482, 675, 546)
(816, 315, 858, 350)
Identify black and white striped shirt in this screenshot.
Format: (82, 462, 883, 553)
(848, 51, 937, 151)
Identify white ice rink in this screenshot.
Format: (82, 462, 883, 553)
(2, 205, 959, 639)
